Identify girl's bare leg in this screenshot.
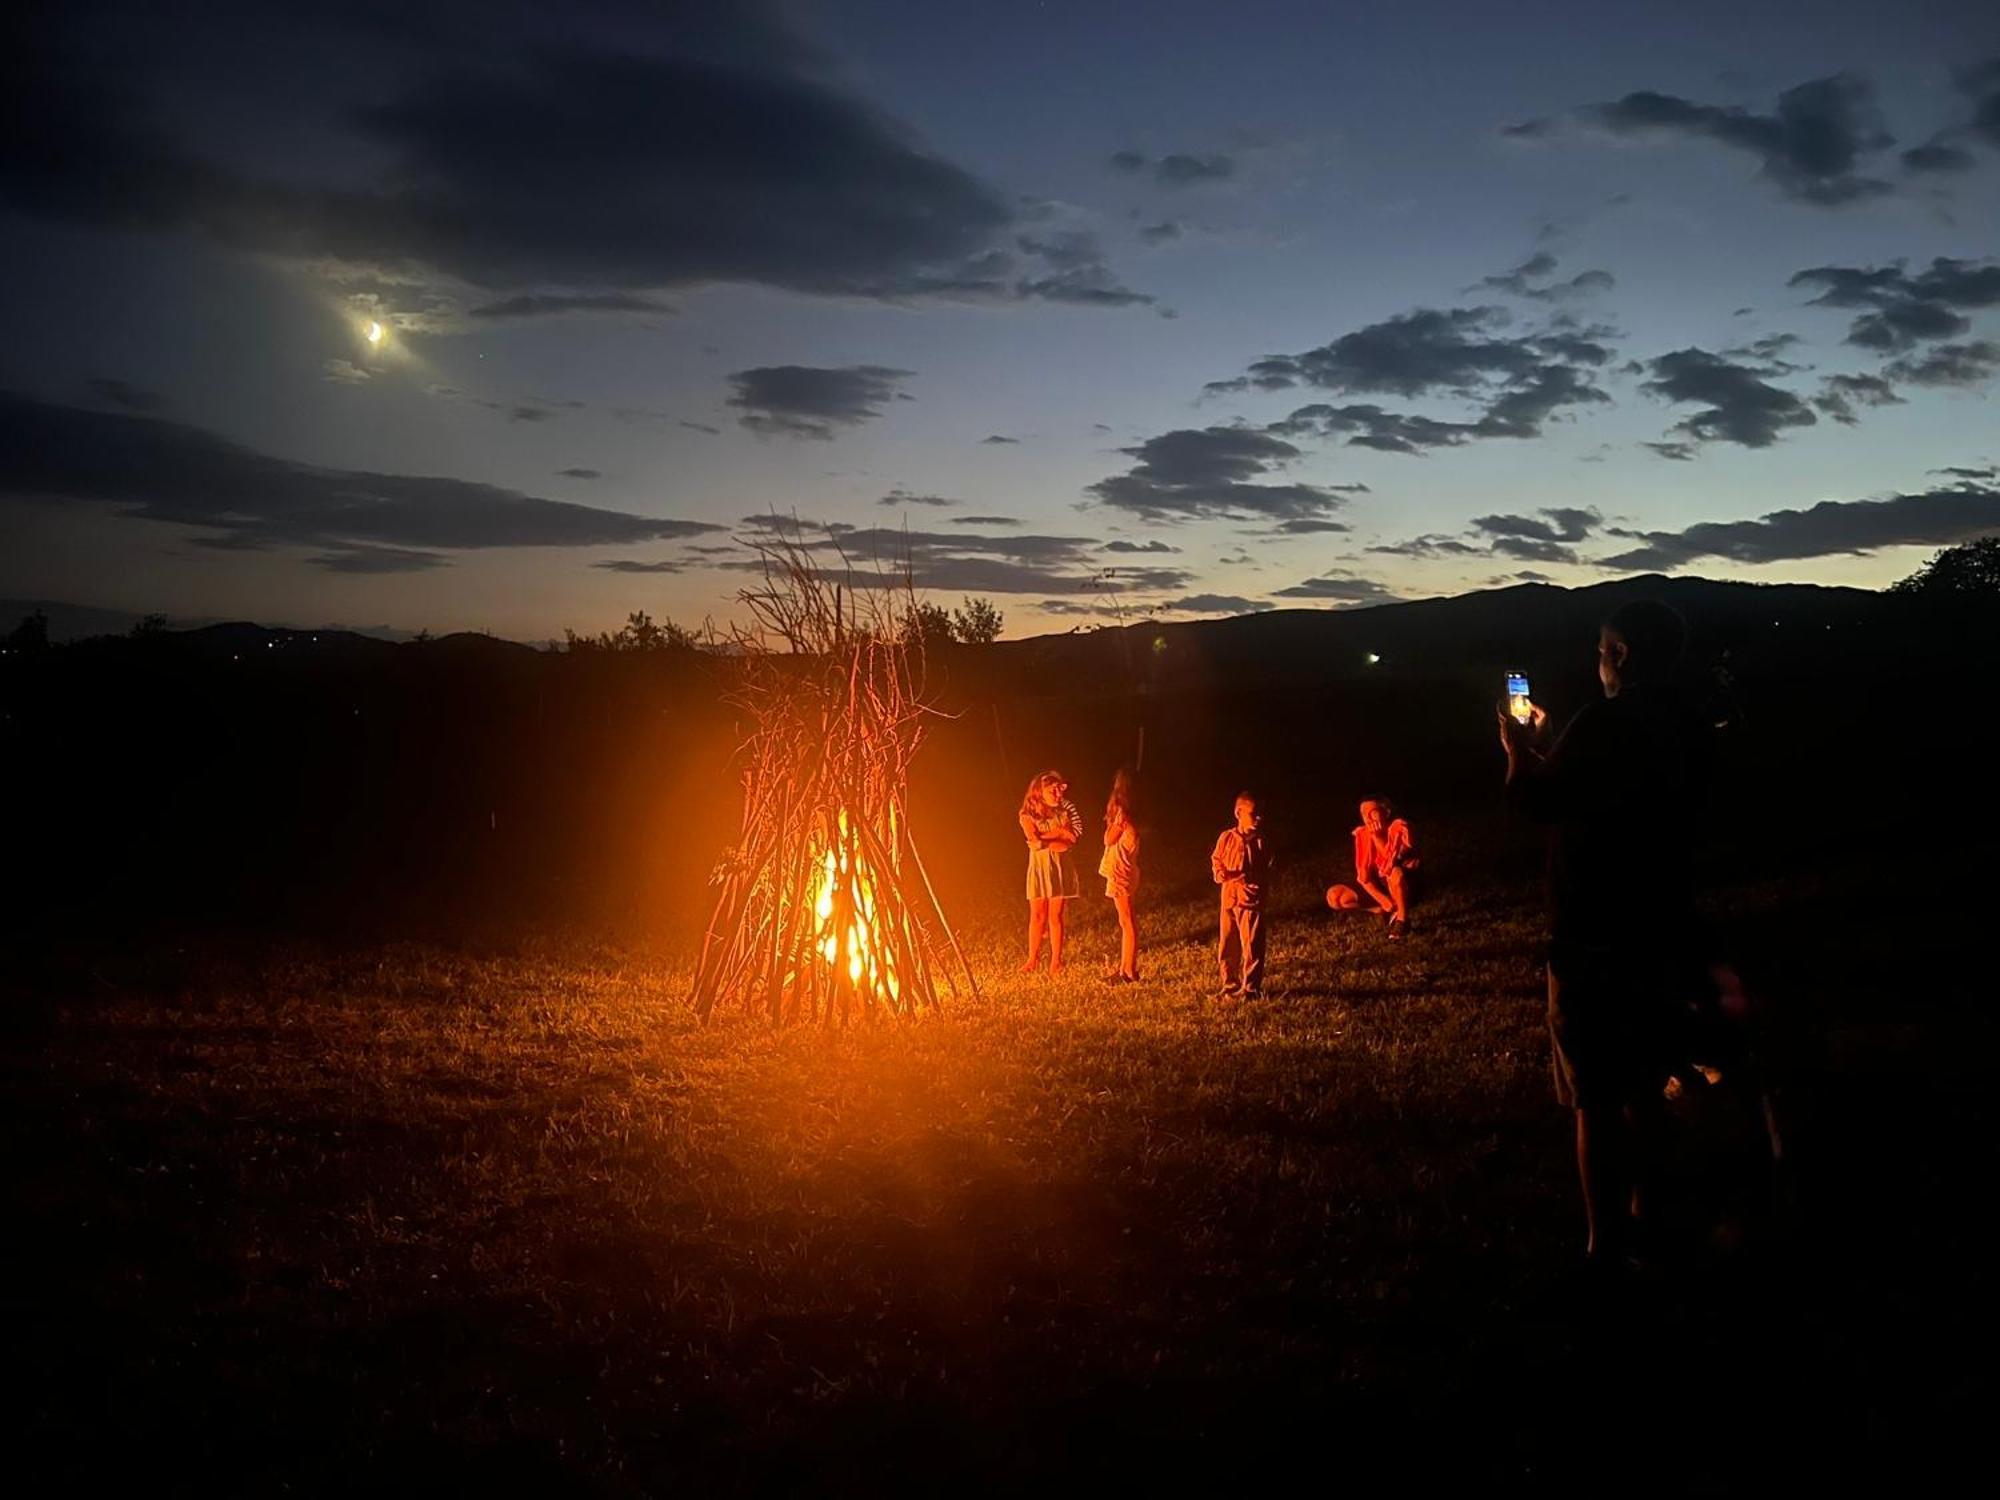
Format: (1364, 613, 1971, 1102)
(1386, 867, 1409, 923)
(1021, 898, 1048, 971)
(1114, 891, 1139, 979)
(1048, 898, 1068, 972)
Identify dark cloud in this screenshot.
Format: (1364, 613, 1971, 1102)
(1471, 507, 1602, 544)
(0, 390, 723, 560)
(1228, 307, 1615, 447)
(1790, 257, 2000, 352)
(1270, 574, 1402, 606)
(726, 365, 912, 439)
(1366, 534, 1483, 559)
(1139, 220, 1182, 245)
(593, 559, 684, 573)
(1102, 539, 1179, 554)
(1596, 481, 2000, 570)
(1, 2, 1144, 311)
(309, 545, 447, 574)
(1477, 253, 1616, 302)
(982, 434, 1019, 445)
(1490, 536, 1583, 565)
(322, 359, 373, 385)
(1270, 518, 1352, 535)
(1882, 340, 2000, 388)
(1638, 348, 1817, 449)
(1644, 440, 1698, 461)
(1813, 372, 1905, 424)
(1902, 142, 1976, 174)
(1932, 464, 1998, 480)
(1522, 73, 1893, 206)
(1087, 426, 1351, 525)
(1111, 150, 1234, 186)
(953, 514, 1020, 526)
(84, 377, 166, 412)
(728, 520, 1192, 595)
(678, 421, 721, 435)
(1161, 594, 1273, 615)
(879, 489, 958, 508)
(557, 467, 603, 479)
(1010, 231, 1155, 306)
(466, 292, 676, 319)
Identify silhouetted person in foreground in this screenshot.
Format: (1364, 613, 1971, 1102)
(1500, 600, 1708, 1268)
(1211, 791, 1273, 1000)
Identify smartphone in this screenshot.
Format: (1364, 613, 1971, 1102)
(1506, 671, 1533, 724)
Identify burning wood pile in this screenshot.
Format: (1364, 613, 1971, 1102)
(690, 528, 976, 1023)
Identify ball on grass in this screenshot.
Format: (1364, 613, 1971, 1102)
(1326, 883, 1360, 910)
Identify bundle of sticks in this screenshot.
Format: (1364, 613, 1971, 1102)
(689, 527, 977, 1023)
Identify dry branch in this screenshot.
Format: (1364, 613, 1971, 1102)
(691, 522, 976, 1023)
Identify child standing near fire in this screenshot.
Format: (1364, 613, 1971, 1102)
(1019, 770, 1082, 974)
(1211, 791, 1274, 1000)
(1099, 768, 1141, 983)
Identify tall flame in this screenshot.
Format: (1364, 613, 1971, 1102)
(807, 811, 900, 1003)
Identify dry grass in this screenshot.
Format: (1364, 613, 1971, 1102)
(5, 816, 1987, 1493)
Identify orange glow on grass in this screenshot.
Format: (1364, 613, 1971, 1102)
(806, 811, 901, 1005)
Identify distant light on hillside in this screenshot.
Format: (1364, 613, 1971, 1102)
(1365, 652, 1381, 665)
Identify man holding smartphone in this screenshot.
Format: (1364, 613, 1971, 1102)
(1499, 599, 1709, 1271)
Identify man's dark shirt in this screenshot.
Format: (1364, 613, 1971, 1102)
(1510, 683, 1708, 953)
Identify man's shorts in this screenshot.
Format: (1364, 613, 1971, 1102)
(1546, 943, 1699, 1111)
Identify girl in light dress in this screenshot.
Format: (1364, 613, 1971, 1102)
(1099, 768, 1141, 983)
(1018, 770, 1082, 974)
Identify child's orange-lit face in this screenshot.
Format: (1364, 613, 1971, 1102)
(1234, 798, 1258, 830)
(1360, 801, 1384, 833)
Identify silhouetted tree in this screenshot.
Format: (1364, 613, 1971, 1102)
(1891, 536, 2000, 600)
(951, 596, 1005, 644)
(900, 601, 956, 651)
(564, 610, 697, 653)
(131, 614, 169, 638)
(5, 610, 50, 653)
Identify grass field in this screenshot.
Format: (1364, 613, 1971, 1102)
(5, 812, 1990, 1493)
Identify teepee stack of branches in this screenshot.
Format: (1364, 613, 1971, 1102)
(690, 526, 977, 1024)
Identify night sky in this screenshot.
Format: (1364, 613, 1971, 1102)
(4, 0, 1998, 640)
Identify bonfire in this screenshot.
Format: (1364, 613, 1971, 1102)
(689, 526, 976, 1023)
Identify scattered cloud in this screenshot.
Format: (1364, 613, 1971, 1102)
(1217, 306, 1616, 449)
(1595, 480, 2000, 570)
(1102, 538, 1179, 554)
(678, 421, 721, 435)
(84, 377, 165, 412)
(725, 520, 1193, 595)
(1270, 574, 1402, 606)
(879, 488, 958, 507)
(1087, 425, 1353, 525)
(953, 514, 1021, 526)
(309, 545, 447, 574)
(981, 433, 1019, 445)
(322, 359, 373, 385)
(1110, 149, 1234, 186)
(466, 292, 675, 320)
(727, 364, 912, 439)
(1638, 347, 1817, 449)
(1882, 340, 2000, 388)
(1139, 220, 1183, 244)
(1476, 252, 1616, 302)
(1512, 72, 1894, 206)
(593, 559, 684, 573)
(1789, 257, 2000, 352)
(557, 467, 602, 479)
(0, 390, 723, 561)
(1160, 594, 1272, 614)
(1366, 534, 1484, 559)
(1813, 372, 1905, 424)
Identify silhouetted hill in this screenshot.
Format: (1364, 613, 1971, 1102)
(4, 573, 1990, 940)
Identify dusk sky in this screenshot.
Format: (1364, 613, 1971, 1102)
(4, 0, 1998, 640)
